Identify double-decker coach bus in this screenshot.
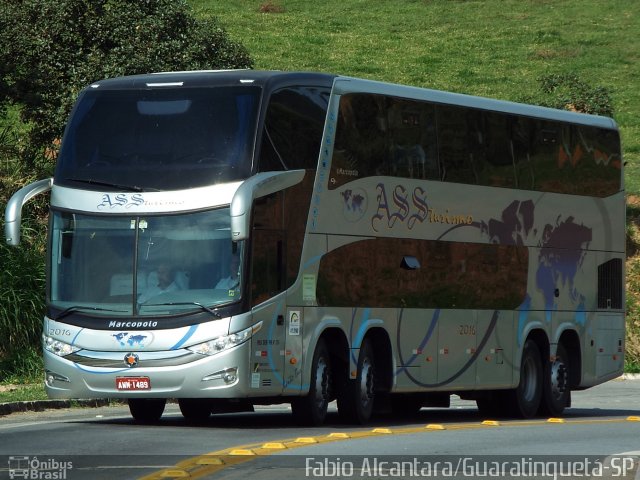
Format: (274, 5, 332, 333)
(4, 71, 624, 425)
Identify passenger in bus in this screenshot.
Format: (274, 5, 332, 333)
(138, 263, 180, 303)
(215, 255, 240, 290)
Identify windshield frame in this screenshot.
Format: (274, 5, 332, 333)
(47, 207, 246, 326)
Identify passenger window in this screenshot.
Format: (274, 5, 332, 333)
(258, 86, 330, 172)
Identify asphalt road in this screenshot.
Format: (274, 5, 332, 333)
(0, 378, 638, 480)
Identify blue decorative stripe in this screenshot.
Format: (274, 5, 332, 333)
(170, 324, 198, 350)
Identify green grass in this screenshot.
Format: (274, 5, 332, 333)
(626, 201, 640, 370)
(0, 347, 47, 403)
(0, 384, 46, 403)
(0, 343, 45, 404)
(192, 0, 640, 193)
(0, 347, 44, 384)
(193, 0, 640, 372)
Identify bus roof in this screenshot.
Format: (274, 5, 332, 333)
(87, 70, 337, 91)
(333, 76, 619, 131)
(86, 70, 617, 131)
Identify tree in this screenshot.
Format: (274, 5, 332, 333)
(522, 73, 614, 118)
(0, 0, 253, 368)
(0, 0, 253, 169)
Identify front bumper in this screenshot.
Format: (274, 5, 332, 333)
(44, 340, 252, 399)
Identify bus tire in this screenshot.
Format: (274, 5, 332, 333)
(179, 398, 212, 422)
(291, 339, 332, 426)
(539, 343, 570, 417)
(128, 398, 166, 423)
(508, 339, 542, 418)
(337, 339, 376, 424)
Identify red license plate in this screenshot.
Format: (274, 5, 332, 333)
(116, 376, 151, 391)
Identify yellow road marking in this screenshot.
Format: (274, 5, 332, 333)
(294, 437, 318, 444)
(547, 417, 566, 423)
(425, 423, 446, 430)
(138, 417, 638, 480)
(228, 449, 255, 456)
(261, 442, 287, 449)
(158, 469, 190, 478)
(371, 427, 393, 434)
(196, 457, 224, 466)
(481, 420, 500, 426)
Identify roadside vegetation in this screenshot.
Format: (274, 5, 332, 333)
(1, 0, 638, 402)
(0, 0, 253, 396)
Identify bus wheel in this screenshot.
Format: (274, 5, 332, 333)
(292, 339, 332, 426)
(128, 398, 166, 423)
(338, 339, 376, 424)
(179, 398, 212, 422)
(508, 339, 542, 418)
(539, 343, 570, 417)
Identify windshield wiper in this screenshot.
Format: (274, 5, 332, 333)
(141, 302, 222, 318)
(52, 305, 128, 321)
(65, 178, 145, 192)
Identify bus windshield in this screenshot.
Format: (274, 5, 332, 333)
(49, 208, 244, 317)
(55, 86, 260, 191)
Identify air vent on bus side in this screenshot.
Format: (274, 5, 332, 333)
(597, 258, 623, 309)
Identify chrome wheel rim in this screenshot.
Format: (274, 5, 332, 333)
(313, 357, 330, 410)
(358, 357, 374, 408)
(522, 354, 539, 403)
(550, 358, 568, 400)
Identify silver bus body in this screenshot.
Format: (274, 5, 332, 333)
(5, 71, 624, 423)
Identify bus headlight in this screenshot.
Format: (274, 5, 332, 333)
(43, 335, 81, 357)
(188, 321, 262, 356)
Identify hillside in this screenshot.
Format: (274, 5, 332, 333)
(0, 0, 637, 380)
(193, 0, 639, 192)
(192, 0, 639, 368)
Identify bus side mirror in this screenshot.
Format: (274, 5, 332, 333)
(230, 170, 305, 241)
(4, 178, 53, 246)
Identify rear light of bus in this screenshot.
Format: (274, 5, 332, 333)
(187, 321, 262, 356)
(43, 335, 81, 357)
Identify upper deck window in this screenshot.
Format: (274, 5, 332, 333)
(55, 86, 260, 191)
(329, 93, 621, 197)
(258, 86, 330, 171)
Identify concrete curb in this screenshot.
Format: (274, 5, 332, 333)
(0, 398, 120, 416)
